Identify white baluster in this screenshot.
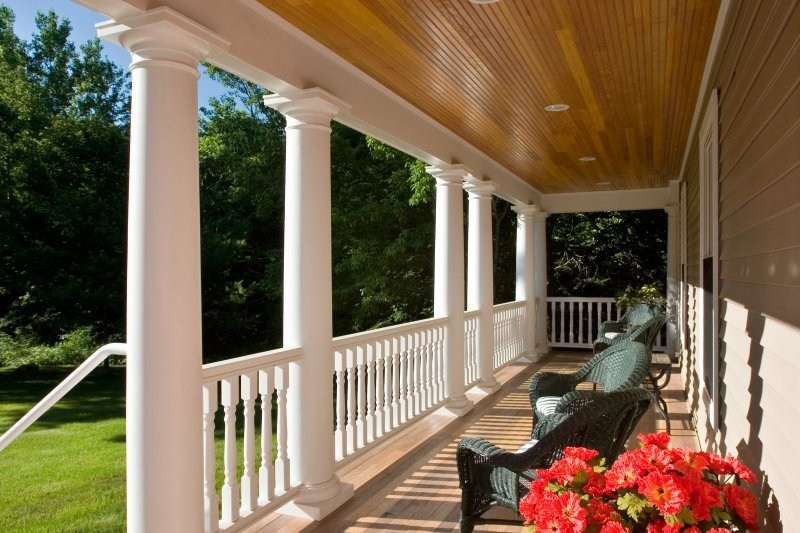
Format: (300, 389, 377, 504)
(579, 302, 584, 345)
(258, 369, 274, 503)
(203, 383, 219, 533)
(356, 346, 366, 449)
(334, 352, 346, 459)
(391, 340, 400, 428)
(412, 331, 420, 416)
(405, 334, 414, 419)
(240, 372, 257, 514)
(274, 364, 290, 494)
(382, 339, 392, 434)
(398, 336, 407, 424)
(346, 348, 356, 454)
(366, 343, 376, 443)
(423, 330, 431, 409)
(375, 342, 385, 438)
(221, 377, 240, 524)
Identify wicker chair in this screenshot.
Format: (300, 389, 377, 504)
(592, 314, 666, 354)
(529, 341, 650, 433)
(596, 303, 660, 340)
(456, 388, 653, 532)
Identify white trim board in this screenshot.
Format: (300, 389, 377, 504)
(541, 187, 671, 214)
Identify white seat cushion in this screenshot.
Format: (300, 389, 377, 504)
(516, 439, 539, 453)
(535, 396, 561, 415)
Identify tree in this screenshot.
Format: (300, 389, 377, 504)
(0, 7, 129, 345)
(547, 210, 667, 299)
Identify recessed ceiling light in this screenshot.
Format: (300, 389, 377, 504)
(596, 181, 611, 186)
(544, 104, 570, 112)
(579, 156, 597, 162)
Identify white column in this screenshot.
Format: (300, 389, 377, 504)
(465, 180, 500, 393)
(428, 164, 473, 416)
(512, 205, 539, 361)
(665, 203, 680, 355)
(532, 209, 549, 356)
(263, 88, 353, 520)
(98, 9, 228, 533)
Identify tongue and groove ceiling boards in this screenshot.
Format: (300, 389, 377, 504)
(260, 0, 720, 194)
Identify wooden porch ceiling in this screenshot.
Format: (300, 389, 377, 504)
(259, 0, 720, 194)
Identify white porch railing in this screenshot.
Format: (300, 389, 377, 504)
(547, 297, 667, 351)
(492, 301, 527, 369)
(332, 317, 447, 463)
(201, 346, 302, 532)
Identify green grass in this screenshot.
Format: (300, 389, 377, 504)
(0, 366, 279, 532)
(0, 366, 127, 532)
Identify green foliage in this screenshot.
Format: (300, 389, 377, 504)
(616, 491, 652, 522)
(0, 7, 129, 348)
(548, 211, 666, 298)
(0, 327, 99, 367)
(616, 283, 666, 312)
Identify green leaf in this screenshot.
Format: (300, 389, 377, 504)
(616, 492, 652, 522)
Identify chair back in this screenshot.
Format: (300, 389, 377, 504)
(584, 341, 650, 392)
(528, 387, 653, 467)
(619, 303, 661, 327)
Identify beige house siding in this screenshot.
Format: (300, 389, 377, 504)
(681, 1, 800, 530)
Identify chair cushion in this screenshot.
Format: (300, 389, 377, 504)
(535, 396, 561, 415)
(516, 439, 539, 453)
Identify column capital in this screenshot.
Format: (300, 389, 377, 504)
(464, 179, 495, 198)
(426, 164, 471, 185)
(664, 203, 679, 217)
(512, 204, 547, 219)
(263, 88, 351, 126)
(98, 7, 229, 70)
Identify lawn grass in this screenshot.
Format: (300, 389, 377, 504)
(0, 366, 278, 532)
(0, 366, 127, 532)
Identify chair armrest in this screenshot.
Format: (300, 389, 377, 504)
(598, 321, 623, 337)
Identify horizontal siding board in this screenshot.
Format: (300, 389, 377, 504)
(720, 280, 800, 326)
(720, 247, 800, 288)
(719, 125, 800, 220)
(720, 203, 800, 259)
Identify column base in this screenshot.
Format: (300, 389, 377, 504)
(278, 478, 353, 521)
(444, 395, 475, 417)
(535, 343, 551, 355)
(516, 351, 542, 363)
(477, 378, 502, 394)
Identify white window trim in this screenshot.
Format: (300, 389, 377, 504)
(698, 88, 720, 431)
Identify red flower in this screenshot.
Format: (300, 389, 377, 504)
(638, 432, 671, 450)
(638, 471, 688, 515)
(670, 449, 708, 480)
(725, 453, 756, 483)
(605, 455, 640, 491)
(563, 446, 600, 462)
(688, 478, 723, 521)
(707, 528, 734, 533)
(538, 456, 592, 485)
(645, 519, 681, 533)
(519, 479, 548, 523)
(586, 499, 616, 525)
(723, 484, 760, 532)
(702, 451, 734, 476)
(557, 491, 588, 532)
(599, 521, 630, 533)
(638, 445, 673, 473)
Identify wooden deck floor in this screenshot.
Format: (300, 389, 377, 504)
(250, 350, 697, 533)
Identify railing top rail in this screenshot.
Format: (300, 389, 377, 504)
(0, 342, 128, 453)
(464, 309, 480, 319)
(546, 296, 617, 303)
(202, 346, 303, 383)
(332, 316, 447, 350)
(492, 300, 527, 312)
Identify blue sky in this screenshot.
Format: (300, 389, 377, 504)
(5, 0, 229, 106)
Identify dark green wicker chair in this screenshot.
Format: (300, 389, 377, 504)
(596, 303, 660, 340)
(529, 341, 650, 433)
(592, 314, 666, 354)
(456, 388, 653, 532)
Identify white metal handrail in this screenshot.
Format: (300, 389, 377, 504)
(0, 342, 128, 452)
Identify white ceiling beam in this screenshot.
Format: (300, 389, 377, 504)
(541, 188, 671, 214)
